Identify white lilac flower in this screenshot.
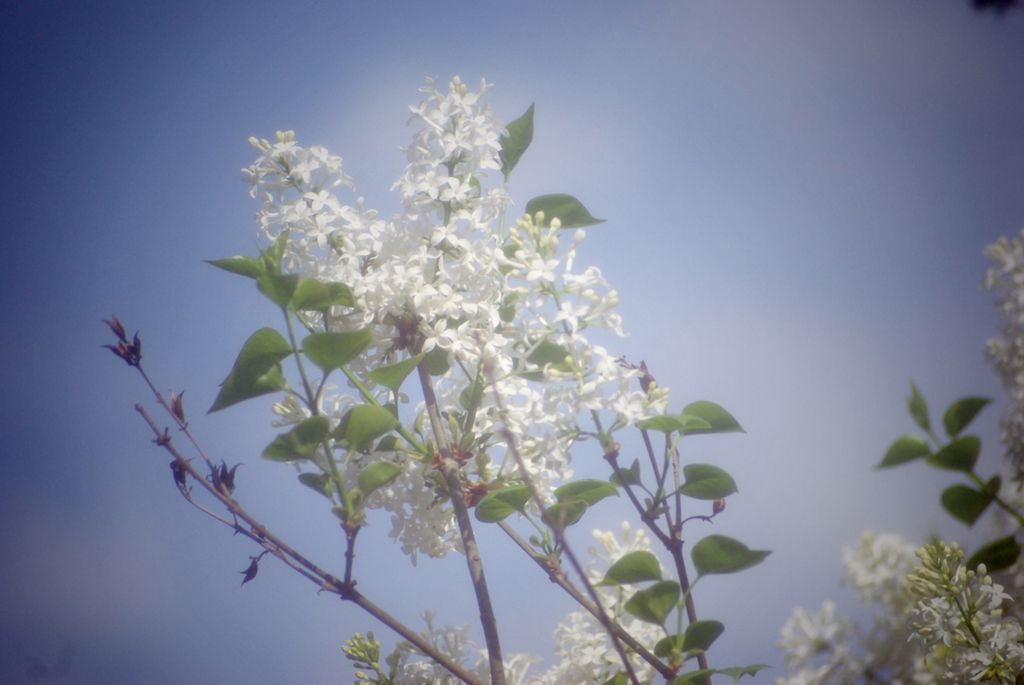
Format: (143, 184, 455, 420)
(243, 77, 669, 562)
(777, 600, 855, 671)
(984, 229, 1024, 481)
(842, 530, 918, 610)
(906, 541, 1024, 682)
(533, 524, 663, 684)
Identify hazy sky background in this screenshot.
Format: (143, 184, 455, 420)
(2, 2, 1023, 683)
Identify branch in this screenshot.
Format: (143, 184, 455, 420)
(417, 363, 506, 685)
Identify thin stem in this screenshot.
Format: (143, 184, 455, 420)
(283, 308, 318, 413)
(497, 522, 672, 679)
(486, 365, 641, 685)
(417, 364, 506, 685)
(133, 402, 481, 685)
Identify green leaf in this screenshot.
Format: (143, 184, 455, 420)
(368, 353, 425, 394)
(599, 674, 629, 685)
(679, 464, 738, 500)
(208, 328, 292, 412)
(475, 485, 532, 522)
(692, 534, 770, 576)
(256, 273, 299, 307)
(302, 329, 373, 374)
(525, 194, 604, 228)
(623, 580, 680, 626)
(907, 381, 930, 432)
(500, 103, 534, 180)
(423, 345, 450, 376)
(673, 670, 714, 685)
(205, 255, 264, 279)
(528, 340, 571, 367)
(334, 405, 399, 452)
(358, 461, 402, 496)
(925, 435, 980, 472)
(291, 278, 355, 310)
(637, 414, 710, 434)
(940, 484, 993, 526)
(542, 500, 588, 530)
(943, 397, 991, 438)
(600, 550, 662, 586)
(983, 474, 1002, 498)
(263, 416, 330, 462)
(716, 664, 770, 681)
(877, 435, 931, 468)
(680, 401, 744, 434)
(554, 479, 618, 506)
(682, 620, 725, 652)
(967, 535, 1022, 572)
(610, 458, 641, 487)
(261, 230, 289, 273)
(654, 634, 685, 659)
(298, 472, 333, 498)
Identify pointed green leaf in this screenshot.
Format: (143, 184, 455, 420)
(554, 479, 618, 506)
(877, 435, 931, 468)
(679, 464, 738, 500)
(257, 273, 299, 307)
(298, 472, 333, 498)
(302, 329, 373, 374)
(263, 416, 330, 462)
(943, 397, 991, 438)
(368, 353, 425, 394)
(209, 328, 292, 412)
(525, 194, 604, 228)
(673, 670, 714, 685)
(500, 103, 534, 180)
(528, 340, 571, 367)
(925, 435, 980, 472)
(610, 458, 641, 487)
(291, 278, 355, 310)
(692, 534, 770, 576)
(940, 484, 993, 526)
(717, 664, 770, 681)
(261, 230, 289, 273)
(600, 550, 662, 586)
(205, 255, 265, 279)
(334, 405, 399, 452)
(423, 345, 450, 376)
(907, 381, 930, 432)
(654, 634, 686, 659)
(358, 461, 402, 496)
(475, 485, 532, 522)
(623, 580, 680, 626)
(542, 500, 588, 530)
(983, 474, 1002, 498)
(682, 620, 724, 652)
(967, 535, 1022, 573)
(637, 414, 709, 434)
(599, 674, 629, 685)
(681, 401, 744, 434)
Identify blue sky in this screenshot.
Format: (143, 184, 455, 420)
(2, 1, 1023, 683)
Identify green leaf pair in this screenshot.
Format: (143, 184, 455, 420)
(474, 479, 617, 526)
(906, 381, 990, 439)
(637, 401, 744, 436)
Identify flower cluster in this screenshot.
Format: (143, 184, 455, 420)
(243, 77, 667, 561)
(907, 542, 1024, 683)
(984, 229, 1024, 481)
(775, 531, 921, 684)
(363, 525, 664, 685)
(534, 524, 663, 684)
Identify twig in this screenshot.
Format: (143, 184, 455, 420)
(417, 363, 506, 685)
(484, 363, 641, 685)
